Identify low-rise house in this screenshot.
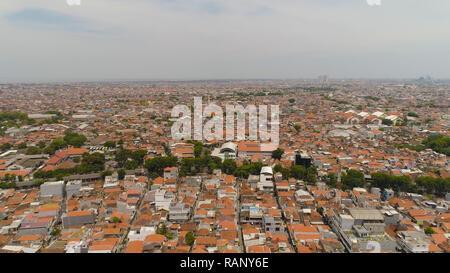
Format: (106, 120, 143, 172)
(62, 210, 95, 229)
(168, 203, 191, 223)
(143, 234, 165, 252)
(263, 209, 285, 234)
(66, 180, 82, 199)
(164, 167, 178, 181)
(397, 231, 430, 253)
(40, 181, 64, 198)
(258, 166, 274, 193)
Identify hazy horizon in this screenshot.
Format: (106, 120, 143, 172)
(1, 0, 450, 82)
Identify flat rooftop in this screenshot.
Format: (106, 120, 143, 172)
(348, 208, 384, 221)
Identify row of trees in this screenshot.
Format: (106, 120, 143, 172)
(330, 170, 413, 192)
(144, 156, 179, 177)
(322, 169, 450, 197)
(413, 176, 450, 197)
(395, 134, 450, 156)
(273, 164, 318, 183)
(0, 112, 36, 129)
(26, 130, 88, 155)
(142, 148, 320, 183)
(422, 134, 450, 156)
(115, 148, 148, 169)
(234, 161, 264, 178)
(0, 173, 20, 188)
(0, 181, 16, 189)
(179, 155, 223, 177)
(371, 172, 414, 193)
(372, 172, 450, 197)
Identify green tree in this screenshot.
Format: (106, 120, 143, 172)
(424, 226, 435, 235)
(81, 152, 105, 172)
(103, 141, 116, 148)
(26, 146, 42, 155)
(306, 166, 318, 184)
(422, 135, 450, 156)
(323, 173, 337, 188)
(17, 142, 27, 149)
(115, 148, 132, 167)
(290, 165, 307, 180)
(63, 131, 87, 148)
(341, 169, 365, 189)
(163, 144, 171, 156)
(101, 170, 113, 180)
(222, 159, 237, 175)
(51, 227, 62, 237)
(233, 162, 264, 179)
(118, 169, 126, 180)
(37, 141, 46, 149)
(185, 231, 196, 246)
(273, 164, 283, 174)
(43, 145, 56, 155)
(272, 148, 284, 160)
(125, 160, 140, 170)
(382, 118, 393, 126)
(316, 207, 324, 215)
(131, 150, 148, 164)
(50, 138, 67, 150)
(144, 156, 178, 176)
(156, 223, 172, 239)
(0, 142, 12, 151)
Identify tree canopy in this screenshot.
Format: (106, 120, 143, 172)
(63, 130, 87, 148)
(341, 169, 365, 189)
(144, 156, 178, 176)
(271, 148, 284, 160)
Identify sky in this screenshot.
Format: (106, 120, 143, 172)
(0, 0, 450, 82)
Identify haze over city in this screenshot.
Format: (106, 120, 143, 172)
(0, 0, 449, 260)
(1, 0, 450, 82)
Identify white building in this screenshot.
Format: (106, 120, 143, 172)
(211, 142, 237, 161)
(258, 166, 274, 193)
(155, 189, 174, 211)
(397, 231, 429, 253)
(128, 227, 156, 241)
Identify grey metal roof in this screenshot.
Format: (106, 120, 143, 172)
(348, 208, 384, 221)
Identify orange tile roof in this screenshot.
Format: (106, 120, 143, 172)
(144, 234, 165, 243)
(0, 170, 29, 178)
(17, 235, 41, 241)
(66, 210, 92, 217)
(124, 241, 144, 253)
(66, 147, 89, 155)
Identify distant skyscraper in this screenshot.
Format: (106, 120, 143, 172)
(318, 75, 329, 83)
